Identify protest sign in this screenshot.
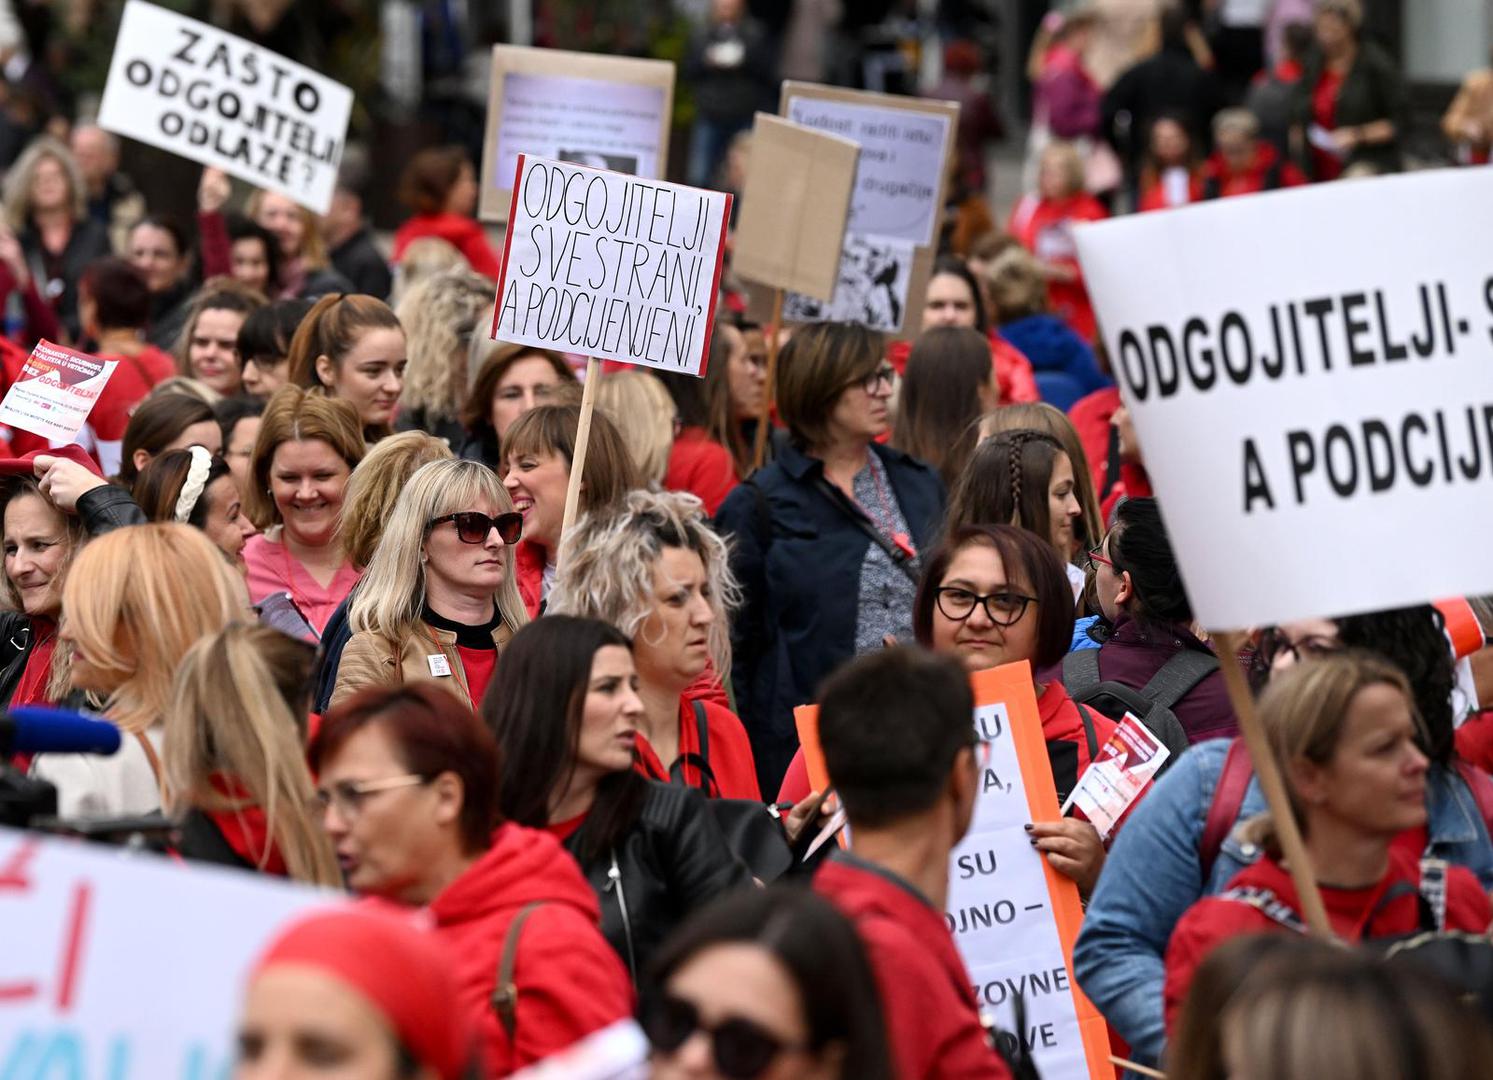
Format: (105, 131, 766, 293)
(96, 0, 352, 214)
(1073, 169, 1493, 630)
(774, 82, 957, 335)
(490, 155, 730, 377)
(794, 664, 1114, 1080)
(0, 341, 118, 445)
(733, 114, 859, 301)
(480, 47, 675, 223)
(1060, 713, 1169, 840)
(0, 827, 331, 1076)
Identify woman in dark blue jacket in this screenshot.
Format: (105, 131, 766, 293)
(715, 322, 944, 793)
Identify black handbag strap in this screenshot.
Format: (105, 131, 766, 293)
(670, 700, 719, 796)
(811, 475, 920, 586)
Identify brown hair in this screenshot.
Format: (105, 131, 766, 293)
(173, 277, 267, 374)
(285, 293, 404, 391)
(134, 449, 234, 529)
(398, 146, 470, 216)
(245, 385, 366, 529)
(984, 248, 1049, 323)
(982, 402, 1104, 551)
(702, 321, 754, 478)
(501, 403, 641, 518)
(775, 321, 884, 450)
(946, 430, 1071, 556)
(460, 342, 576, 433)
(118, 392, 217, 489)
(891, 327, 992, 487)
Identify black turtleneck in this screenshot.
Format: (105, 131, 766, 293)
(421, 602, 502, 649)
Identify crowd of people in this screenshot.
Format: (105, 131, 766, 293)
(2, 1, 1493, 1079)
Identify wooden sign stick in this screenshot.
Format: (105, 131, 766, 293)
(751, 288, 785, 471)
(1210, 629, 1334, 939)
(557, 356, 601, 572)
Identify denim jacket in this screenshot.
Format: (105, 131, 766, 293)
(1073, 738, 1493, 1067)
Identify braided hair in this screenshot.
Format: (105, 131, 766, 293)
(945, 429, 1068, 555)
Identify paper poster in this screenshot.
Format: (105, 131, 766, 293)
(0, 827, 331, 1074)
(782, 233, 914, 331)
(490, 156, 730, 378)
(1061, 713, 1169, 840)
(0, 341, 118, 444)
(96, 0, 351, 214)
(480, 47, 675, 223)
(1073, 169, 1493, 628)
(732, 114, 859, 301)
(795, 663, 1114, 1080)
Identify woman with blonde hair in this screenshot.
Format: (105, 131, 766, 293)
(332, 458, 529, 710)
(241, 386, 366, 639)
(596, 370, 676, 486)
(32, 524, 243, 818)
(394, 269, 493, 446)
(166, 623, 340, 885)
(390, 236, 467, 306)
(243, 189, 351, 300)
(549, 488, 758, 799)
(4, 136, 110, 339)
(286, 293, 407, 438)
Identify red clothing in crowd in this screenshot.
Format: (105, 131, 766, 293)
(1066, 386, 1153, 524)
(1201, 142, 1306, 198)
(887, 334, 1039, 406)
(423, 823, 634, 1076)
(242, 533, 363, 638)
(454, 645, 498, 709)
(1007, 192, 1108, 342)
(1136, 169, 1205, 212)
(205, 774, 288, 876)
(1456, 711, 1493, 775)
(663, 426, 737, 515)
(513, 539, 548, 619)
(1310, 68, 1347, 181)
(10, 619, 56, 708)
(394, 214, 503, 279)
(815, 854, 1012, 1080)
(1163, 847, 1493, 1034)
(635, 696, 761, 801)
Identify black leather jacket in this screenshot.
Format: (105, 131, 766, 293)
(565, 781, 752, 981)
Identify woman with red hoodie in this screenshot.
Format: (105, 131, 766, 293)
(1163, 651, 1493, 1034)
(392, 147, 501, 280)
(312, 682, 634, 1075)
(1006, 141, 1107, 342)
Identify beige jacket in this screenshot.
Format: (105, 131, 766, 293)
(331, 619, 514, 709)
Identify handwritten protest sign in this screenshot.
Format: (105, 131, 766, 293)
(1061, 713, 1169, 840)
(490, 156, 730, 378)
(97, 0, 352, 213)
(0, 341, 118, 444)
(480, 47, 674, 223)
(1074, 169, 1493, 628)
(795, 664, 1113, 1079)
(0, 827, 330, 1076)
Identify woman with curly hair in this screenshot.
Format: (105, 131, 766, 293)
(393, 269, 495, 447)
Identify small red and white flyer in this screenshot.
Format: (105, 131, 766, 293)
(0, 339, 117, 443)
(1062, 712, 1170, 840)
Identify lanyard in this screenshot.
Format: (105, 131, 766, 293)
(854, 452, 917, 560)
(418, 620, 476, 709)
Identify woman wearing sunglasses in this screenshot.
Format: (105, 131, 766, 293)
(645, 886, 893, 1080)
(332, 458, 529, 710)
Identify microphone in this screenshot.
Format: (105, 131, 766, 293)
(0, 707, 122, 756)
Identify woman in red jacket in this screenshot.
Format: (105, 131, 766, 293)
(1006, 142, 1108, 341)
(1163, 651, 1493, 1033)
(1136, 114, 1206, 212)
(312, 682, 633, 1076)
(392, 147, 501, 280)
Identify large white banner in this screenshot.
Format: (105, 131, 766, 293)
(0, 827, 332, 1075)
(98, 0, 352, 213)
(1074, 169, 1493, 629)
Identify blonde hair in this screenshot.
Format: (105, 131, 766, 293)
(61, 524, 243, 734)
(595, 370, 676, 485)
(246, 189, 328, 269)
(1039, 141, 1086, 198)
(338, 431, 455, 569)
(392, 237, 467, 306)
(395, 269, 493, 422)
(246, 385, 366, 529)
(981, 402, 1105, 552)
(146, 376, 222, 407)
(4, 137, 85, 229)
(549, 489, 738, 685)
(1, 481, 84, 701)
(348, 458, 529, 641)
(164, 624, 341, 886)
(984, 247, 1049, 323)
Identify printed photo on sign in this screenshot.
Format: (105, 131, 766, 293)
(495, 73, 666, 187)
(96, 0, 352, 213)
(490, 155, 730, 378)
(0, 340, 118, 444)
(783, 234, 914, 332)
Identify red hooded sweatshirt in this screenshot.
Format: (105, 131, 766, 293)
(1006, 192, 1108, 342)
(425, 823, 634, 1076)
(815, 853, 1012, 1080)
(394, 213, 503, 279)
(636, 696, 761, 801)
(1163, 846, 1492, 1035)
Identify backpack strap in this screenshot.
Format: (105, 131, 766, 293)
(1201, 738, 1254, 883)
(1074, 702, 1099, 762)
(669, 700, 719, 796)
(1215, 884, 1308, 934)
(1139, 649, 1220, 711)
(1418, 857, 1450, 933)
(810, 475, 920, 586)
(1451, 758, 1493, 841)
(491, 901, 545, 1042)
(1061, 648, 1103, 702)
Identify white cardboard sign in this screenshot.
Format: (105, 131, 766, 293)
(1073, 169, 1493, 629)
(97, 0, 352, 213)
(0, 827, 331, 1075)
(490, 155, 731, 377)
(0, 341, 118, 444)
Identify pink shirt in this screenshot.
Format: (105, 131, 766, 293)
(242, 532, 362, 638)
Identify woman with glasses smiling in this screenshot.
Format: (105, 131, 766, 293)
(332, 458, 529, 710)
(716, 321, 945, 792)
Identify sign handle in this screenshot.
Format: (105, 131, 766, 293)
(1209, 629, 1334, 939)
(752, 288, 785, 471)
(557, 356, 601, 571)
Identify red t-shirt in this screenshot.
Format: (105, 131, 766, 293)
(456, 644, 497, 709)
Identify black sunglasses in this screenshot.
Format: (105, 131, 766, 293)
(643, 994, 803, 1079)
(427, 511, 523, 545)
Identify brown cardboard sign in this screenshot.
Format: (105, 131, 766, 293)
(478, 46, 675, 223)
(732, 113, 859, 302)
